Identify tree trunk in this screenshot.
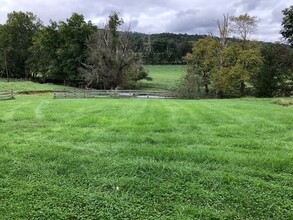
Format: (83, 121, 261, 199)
(4, 51, 9, 82)
(216, 89, 223, 99)
(240, 81, 245, 96)
(205, 84, 209, 94)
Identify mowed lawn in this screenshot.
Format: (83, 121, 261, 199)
(139, 65, 186, 90)
(0, 95, 293, 219)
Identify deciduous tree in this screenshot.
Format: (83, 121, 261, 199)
(183, 13, 262, 98)
(80, 12, 150, 89)
(0, 11, 42, 79)
(27, 21, 61, 79)
(28, 13, 96, 84)
(281, 5, 293, 47)
(185, 36, 220, 94)
(230, 13, 259, 94)
(230, 13, 258, 43)
(255, 43, 293, 97)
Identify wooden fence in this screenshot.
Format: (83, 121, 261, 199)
(54, 89, 176, 99)
(0, 90, 14, 101)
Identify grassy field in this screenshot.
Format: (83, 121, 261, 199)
(0, 65, 185, 92)
(0, 80, 73, 93)
(0, 93, 292, 219)
(138, 65, 186, 90)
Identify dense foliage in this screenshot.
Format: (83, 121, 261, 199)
(132, 33, 204, 64)
(28, 13, 97, 85)
(0, 11, 42, 80)
(182, 14, 292, 98)
(0, 12, 149, 89)
(281, 5, 293, 47)
(254, 43, 293, 97)
(80, 13, 149, 89)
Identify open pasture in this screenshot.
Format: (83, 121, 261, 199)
(0, 94, 292, 219)
(138, 65, 186, 90)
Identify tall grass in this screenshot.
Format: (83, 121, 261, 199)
(273, 98, 293, 106)
(0, 81, 73, 93)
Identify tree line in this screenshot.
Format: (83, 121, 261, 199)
(0, 11, 149, 89)
(132, 32, 204, 64)
(0, 7, 292, 97)
(178, 11, 293, 98)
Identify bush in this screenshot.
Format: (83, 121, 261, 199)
(175, 66, 202, 99)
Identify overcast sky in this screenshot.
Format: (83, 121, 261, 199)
(0, 0, 291, 42)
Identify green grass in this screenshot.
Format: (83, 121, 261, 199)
(0, 94, 292, 219)
(138, 65, 186, 90)
(0, 81, 73, 93)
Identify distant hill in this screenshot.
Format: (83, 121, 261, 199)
(130, 32, 272, 65)
(130, 32, 207, 64)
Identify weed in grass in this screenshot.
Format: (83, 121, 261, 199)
(273, 98, 293, 106)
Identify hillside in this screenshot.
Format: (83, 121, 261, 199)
(131, 32, 207, 64)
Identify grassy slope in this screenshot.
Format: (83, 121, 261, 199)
(0, 81, 73, 93)
(0, 95, 292, 219)
(138, 65, 186, 90)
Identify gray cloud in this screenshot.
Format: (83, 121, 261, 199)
(166, 9, 216, 33)
(0, 0, 291, 42)
(234, 0, 264, 11)
(176, 9, 200, 18)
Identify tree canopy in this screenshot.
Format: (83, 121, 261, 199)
(255, 43, 293, 97)
(230, 13, 258, 42)
(0, 11, 42, 80)
(28, 13, 97, 84)
(281, 5, 293, 47)
(183, 14, 263, 98)
(0, 10, 292, 98)
(79, 12, 149, 89)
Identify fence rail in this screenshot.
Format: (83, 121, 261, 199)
(54, 89, 176, 99)
(0, 90, 14, 100)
